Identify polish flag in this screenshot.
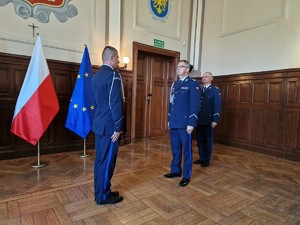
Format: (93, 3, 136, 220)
(10, 36, 59, 145)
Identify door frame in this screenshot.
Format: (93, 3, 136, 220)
(131, 42, 180, 142)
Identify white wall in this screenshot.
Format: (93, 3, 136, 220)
(0, 0, 107, 65)
(0, 0, 194, 69)
(120, 0, 193, 70)
(200, 0, 300, 76)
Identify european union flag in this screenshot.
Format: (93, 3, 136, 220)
(65, 47, 95, 138)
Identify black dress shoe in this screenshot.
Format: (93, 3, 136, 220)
(193, 159, 203, 164)
(96, 195, 123, 205)
(95, 191, 119, 202)
(164, 173, 181, 178)
(179, 178, 190, 187)
(111, 191, 119, 196)
(201, 161, 210, 167)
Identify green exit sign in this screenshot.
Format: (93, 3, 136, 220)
(154, 39, 165, 48)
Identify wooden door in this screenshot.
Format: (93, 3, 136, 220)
(135, 52, 175, 138)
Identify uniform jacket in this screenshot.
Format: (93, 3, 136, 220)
(168, 76, 200, 129)
(197, 84, 221, 125)
(92, 65, 124, 135)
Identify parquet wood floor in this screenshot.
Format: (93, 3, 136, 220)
(0, 136, 299, 225)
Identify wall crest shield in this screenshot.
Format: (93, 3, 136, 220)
(0, 0, 78, 23)
(149, 0, 170, 22)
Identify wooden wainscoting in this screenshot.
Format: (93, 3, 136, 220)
(1, 51, 299, 162)
(212, 69, 300, 162)
(0, 53, 132, 160)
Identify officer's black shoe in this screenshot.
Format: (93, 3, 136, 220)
(179, 178, 190, 187)
(164, 173, 181, 178)
(110, 191, 119, 196)
(96, 195, 123, 205)
(193, 159, 203, 164)
(94, 191, 119, 202)
(201, 161, 210, 167)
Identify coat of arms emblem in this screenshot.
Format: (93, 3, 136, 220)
(0, 0, 78, 23)
(149, 0, 170, 22)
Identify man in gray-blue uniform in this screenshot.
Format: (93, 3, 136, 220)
(92, 46, 124, 205)
(194, 71, 221, 167)
(164, 60, 200, 187)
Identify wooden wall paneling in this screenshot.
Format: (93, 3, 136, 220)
(268, 81, 282, 103)
(0, 63, 11, 96)
(268, 79, 283, 149)
(237, 108, 252, 141)
(214, 70, 300, 161)
(265, 110, 280, 147)
(50, 68, 72, 143)
(223, 107, 239, 140)
(227, 83, 239, 102)
(250, 109, 266, 144)
(0, 101, 11, 147)
(283, 74, 300, 156)
(253, 82, 267, 103)
(283, 111, 297, 149)
(0, 53, 134, 159)
(0, 63, 12, 148)
(240, 82, 252, 102)
(1, 51, 299, 161)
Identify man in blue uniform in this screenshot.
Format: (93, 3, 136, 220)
(164, 60, 200, 186)
(194, 71, 221, 167)
(92, 46, 124, 205)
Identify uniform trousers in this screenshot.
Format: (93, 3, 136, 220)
(94, 134, 119, 201)
(169, 128, 193, 179)
(196, 125, 214, 162)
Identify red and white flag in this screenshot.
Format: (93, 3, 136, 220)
(10, 36, 59, 145)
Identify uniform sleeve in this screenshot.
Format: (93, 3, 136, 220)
(168, 82, 175, 123)
(109, 72, 124, 132)
(213, 88, 221, 123)
(188, 80, 201, 127)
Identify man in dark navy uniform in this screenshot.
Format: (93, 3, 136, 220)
(164, 60, 200, 186)
(194, 71, 221, 167)
(92, 46, 124, 205)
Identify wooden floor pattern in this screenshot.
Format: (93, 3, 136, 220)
(0, 136, 299, 225)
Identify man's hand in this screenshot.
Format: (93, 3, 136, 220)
(211, 122, 217, 128)
(186, 125, 194, 134)
(111, 131, 122, 142)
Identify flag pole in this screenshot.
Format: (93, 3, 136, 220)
(79, 138, 90, 158)
(31, 141, 47, 168)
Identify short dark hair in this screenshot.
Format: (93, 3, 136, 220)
(179, 60, 193, 72)
(102, 46, 118, 63)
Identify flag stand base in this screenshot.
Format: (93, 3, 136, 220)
(31, 142, 47, 168)
(78, 138, 91, 158)
(79, 153, 90, 158)
(31, 162, 48, 168)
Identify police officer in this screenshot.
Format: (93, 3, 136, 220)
(164, 60, 200, 186)
(92, 46, 124, 205)
(194, 71, 221, 167)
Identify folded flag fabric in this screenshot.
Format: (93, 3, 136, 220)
(11, 36, 60, 145)
(65, 46, 95, 138)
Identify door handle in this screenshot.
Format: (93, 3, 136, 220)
(147, 94, 152, 104)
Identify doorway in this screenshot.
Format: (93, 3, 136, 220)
(131, 43, 180, 141)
